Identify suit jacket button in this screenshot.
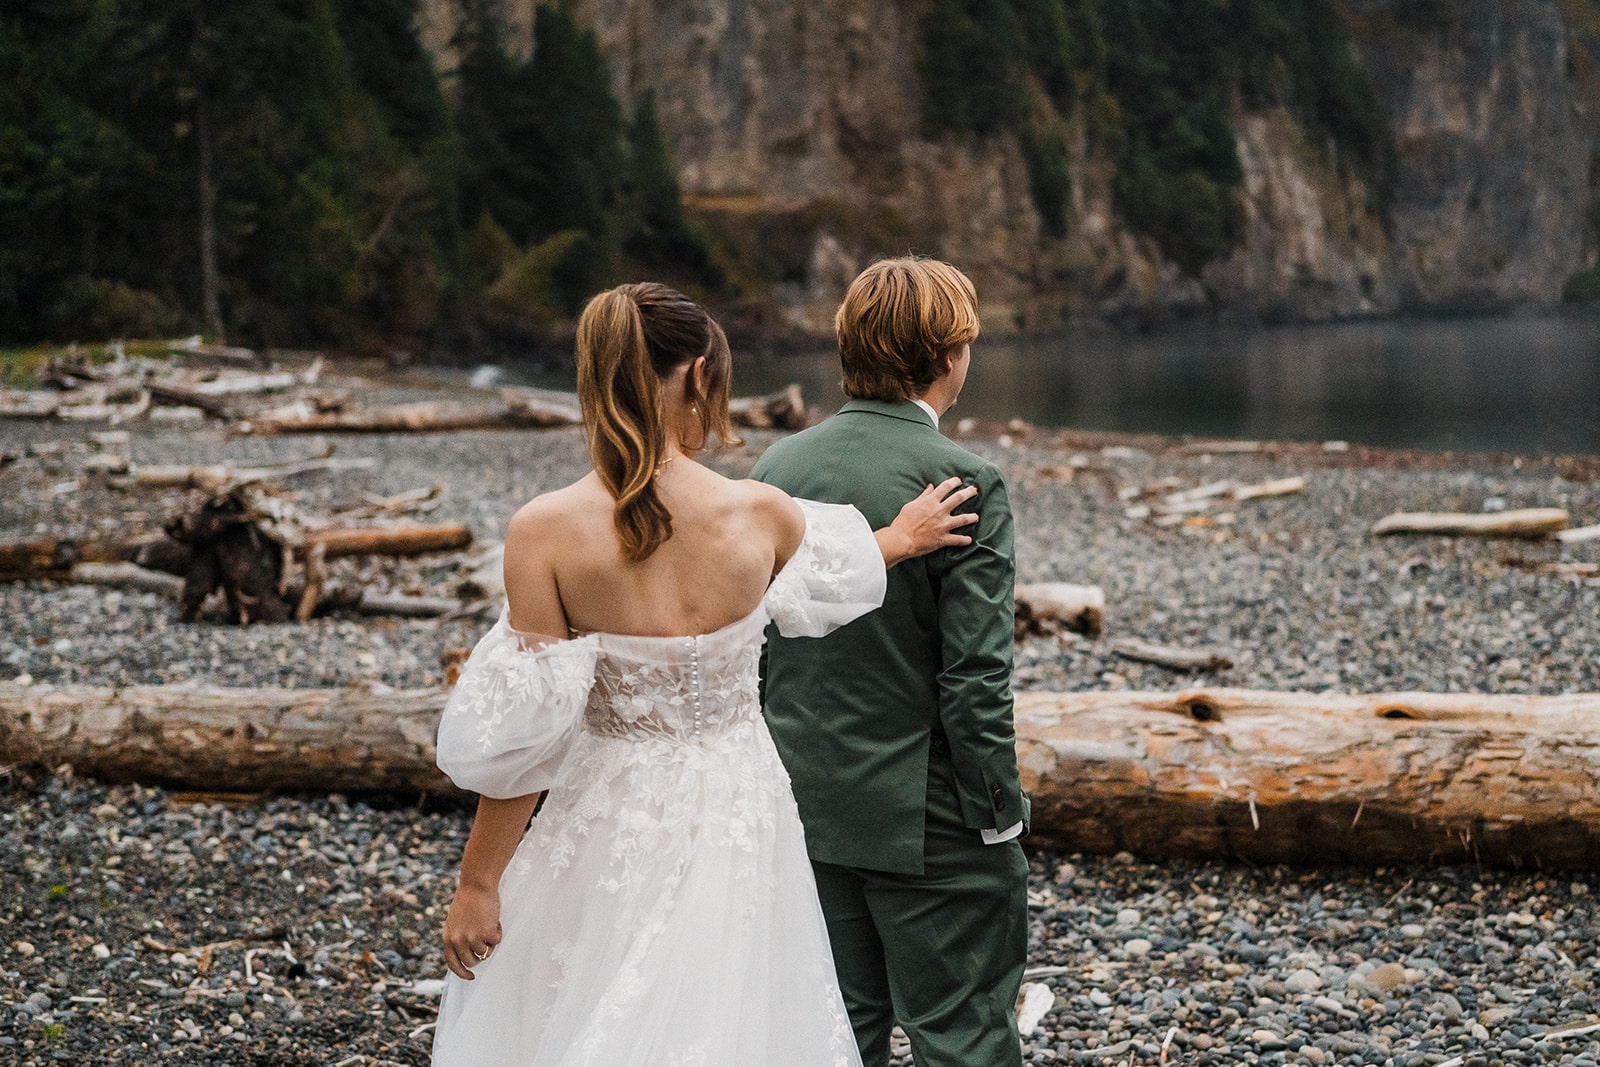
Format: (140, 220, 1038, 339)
(992, 786, 1004, 807)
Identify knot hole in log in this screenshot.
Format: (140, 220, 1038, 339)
(1376, 704, 1421, 720)
(1176, 696, 1223, 723)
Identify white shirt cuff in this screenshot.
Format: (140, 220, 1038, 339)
(981, 820, 1024, 845)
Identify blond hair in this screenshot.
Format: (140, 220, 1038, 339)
(575, 283, 738, 561)
(835, 257, 980, 402)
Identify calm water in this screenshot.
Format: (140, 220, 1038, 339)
(517, 313, 1600, 455)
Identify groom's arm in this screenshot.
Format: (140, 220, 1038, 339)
(927, 463, 1027, 835)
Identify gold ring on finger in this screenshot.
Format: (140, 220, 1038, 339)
(474, 948, 490, 961)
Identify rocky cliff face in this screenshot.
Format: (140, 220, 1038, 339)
(1346, 0, 1599, 312)
(422, 0, 1600, 334)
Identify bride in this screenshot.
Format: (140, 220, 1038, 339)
(430, 282, 979, 1066)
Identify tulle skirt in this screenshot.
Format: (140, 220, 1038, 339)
(432, 719, 862, 1066)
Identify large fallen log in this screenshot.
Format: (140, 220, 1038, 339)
(0, 681, 453, 793)
(1015, 688, 1600, 869)
(1371, 509, 1569, 538)
(6, 682, 1598, 869)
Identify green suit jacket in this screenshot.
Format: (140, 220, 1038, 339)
(754, 399, 1027, 875)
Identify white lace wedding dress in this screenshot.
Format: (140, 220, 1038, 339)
(431, 501, 885, 1067)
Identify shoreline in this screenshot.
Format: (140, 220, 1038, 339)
(2, 384, 1596, 697)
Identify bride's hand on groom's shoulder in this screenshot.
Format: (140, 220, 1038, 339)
(442, 882, 504, 980)
(883, 477, 979, 566)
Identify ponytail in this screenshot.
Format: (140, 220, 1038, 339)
(577, 288, 672, 561)
(576, 283, 736, 562)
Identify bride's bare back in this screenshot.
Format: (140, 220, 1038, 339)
(503, 459, 802, 641)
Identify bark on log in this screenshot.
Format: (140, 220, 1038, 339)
(1014, 688, 1600, 869)
(1371, 509, 1569, 538)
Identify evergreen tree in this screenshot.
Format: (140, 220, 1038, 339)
(335, 0, 450, 150)
(920, 0, 1028, 136)
(623, 90, 717, 283)
(521, 2, 627, 244)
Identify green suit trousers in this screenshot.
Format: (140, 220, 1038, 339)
(811, 759, 1029, 1067)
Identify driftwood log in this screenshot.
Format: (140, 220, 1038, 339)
(2, 506, 471, 624)
(248, 385, 809, 435)
(1014, 583, 1105, 639)
(1015, 688, 1600, 868)
(1555, 523, 1600, 544)
(0, 534, 172, 580)
(247, 398, 576, 435)
(6, 682, 1599, 869)
(1110, 638, 1233, 673)
(112, 455, 377, 492)
(306, 523, 471, 559)
(63, 562, 186, 599)
(0, 681, 452, 793)
(1371, 509, 1569, 538)
(728, 384, 808, 430)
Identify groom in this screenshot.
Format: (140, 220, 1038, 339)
(754, 257, 1028, 1066)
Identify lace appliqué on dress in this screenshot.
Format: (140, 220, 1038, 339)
(763, 499, 887, 638)
(434, 614, 598, 799)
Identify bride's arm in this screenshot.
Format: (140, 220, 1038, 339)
(761, 476, 979, 575)
(442, 500, 571, 980)
(443, 794, 541, 980)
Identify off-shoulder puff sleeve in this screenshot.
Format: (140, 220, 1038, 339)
(435, 612, 599, 798)
(762, 498, 887, 638)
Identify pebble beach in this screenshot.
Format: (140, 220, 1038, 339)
(2, 376, 1599, 1065)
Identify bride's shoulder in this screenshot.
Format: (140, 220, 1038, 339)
(506, 477, 605, 548)
(733, 479, 805, 562)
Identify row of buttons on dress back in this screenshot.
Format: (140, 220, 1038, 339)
(687, 636, 702, 737)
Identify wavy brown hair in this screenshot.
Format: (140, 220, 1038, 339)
(575, 283, 737, 561)
(836, 257, 980, 402)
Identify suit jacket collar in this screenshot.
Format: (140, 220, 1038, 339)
(838, 398, 938, 430)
